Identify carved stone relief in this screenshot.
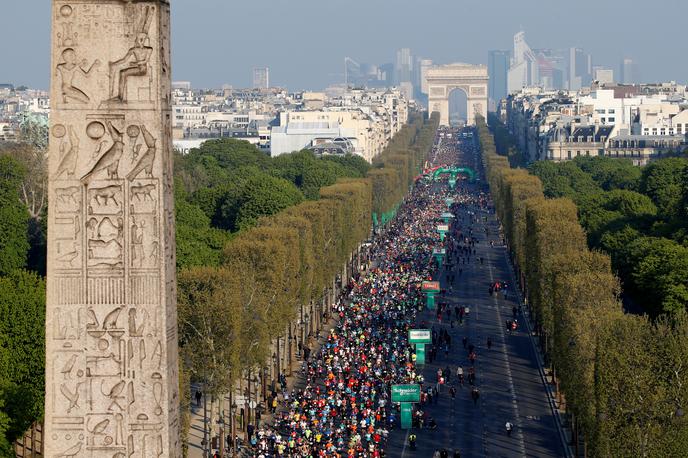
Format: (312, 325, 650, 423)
(47, 1, 178, 457)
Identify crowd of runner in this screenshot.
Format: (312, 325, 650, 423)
(246, 128, 499, 457)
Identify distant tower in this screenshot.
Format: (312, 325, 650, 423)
(488, 50, 509, 107)
(252, 67, 270, 89)
(620, 58, 639, 84)
(395, 48, 413, 85)
(419, 59, 433, 95)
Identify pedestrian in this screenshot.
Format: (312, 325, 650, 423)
(409, 433, 417, 450)
(468, 367, 475, 385)
(440, 449, 449, 458)
(505, 421, 513, 437)
(195, 389, 202, 407)
(453, 450, 461, 458)
(462, 336, 467, 349)
(456, 366, 464, 385)
(487, 337, 492, 350)
(471, 387, 480, 405)
(450, 386, 457, 400)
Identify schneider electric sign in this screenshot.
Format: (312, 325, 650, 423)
(408, 329, 432, 344)
(391, 384, 421, 403)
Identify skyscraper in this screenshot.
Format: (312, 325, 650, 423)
(620, 58, 640, 84)
(488, 50, 509, 108)
(419, 59, 433, 95)
(252, 67, 270, 89)
(395, 48, 413, 85)
(507, 31, 539, 94)
(568, 48, 592, 90)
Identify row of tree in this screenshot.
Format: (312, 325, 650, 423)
(478, 116, 688, 457)
(527, 154, 688, 316)
(174, 137, 373, 269)
(0, 153, 46, 456)
(177, 113, 439, 450)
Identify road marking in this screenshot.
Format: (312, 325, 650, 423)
(485, 229, 528, 457)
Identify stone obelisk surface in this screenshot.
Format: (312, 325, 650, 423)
(46, 1, 179, 456)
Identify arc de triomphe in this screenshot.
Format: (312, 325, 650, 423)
(425, 63, 489, 126)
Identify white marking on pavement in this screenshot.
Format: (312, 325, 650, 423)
(486, 238, 528, 457)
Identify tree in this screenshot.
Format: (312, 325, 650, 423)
(626, 237, 688, 315)
(640, 157, 688, 219)
(175, 183, 229, 269)
(232, 174, 304, 230)
(528, 160, 601, 199)
(574, 156, 641, 191)
(577, 190, 657, 248)
(0, 156, 30, 275)
(0, 270, 45, 444)
(594, 315, 670, 457)
(0, 393, 12, 456)
(0, 143, 47, 222)
(177, 267, 243, 396)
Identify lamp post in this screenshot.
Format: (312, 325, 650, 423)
(202, 383, 209, 458)
(230, 401, 238, 458)
(262, 366, 267, 403)
(217, 415, 225, 458)
(272, 353, 278, 392)
(304, 312, 310, 358)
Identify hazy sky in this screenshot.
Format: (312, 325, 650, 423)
(3, 0, 685, 90)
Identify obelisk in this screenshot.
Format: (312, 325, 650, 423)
(45, 1, 179, 456)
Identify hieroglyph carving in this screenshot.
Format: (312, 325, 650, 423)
(47, 2, 179, 457)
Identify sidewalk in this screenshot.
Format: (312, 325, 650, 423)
(185, 313, 343, 457)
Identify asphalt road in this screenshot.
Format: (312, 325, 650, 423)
(386, 140, 565, 458)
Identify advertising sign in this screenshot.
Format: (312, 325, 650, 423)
(421, 281, 440, 293)
(391, 384, 421, 403)
(437, 224, 449, 232)
(408, 329, 432, 344)
(401, 402, 413, 429)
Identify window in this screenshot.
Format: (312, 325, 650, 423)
(608, 109, 616, 114)
(608, 117, 615, 123)
(598, 149, 604, 156)
(567, 150, 572, 159)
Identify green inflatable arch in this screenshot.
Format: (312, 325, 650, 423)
(431, 167, 476, 183)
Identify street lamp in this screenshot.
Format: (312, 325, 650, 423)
(217, 415, 225, 458)
(230, 401, 238, 458)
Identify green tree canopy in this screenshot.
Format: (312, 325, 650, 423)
(639, 157, 688, 219)
(0, 270, 45, 444)
(0, 156, 30, 275)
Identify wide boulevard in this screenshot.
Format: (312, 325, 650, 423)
(386, 129, 565, 458)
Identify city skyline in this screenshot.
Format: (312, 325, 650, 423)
(2, 0, 686, 91)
